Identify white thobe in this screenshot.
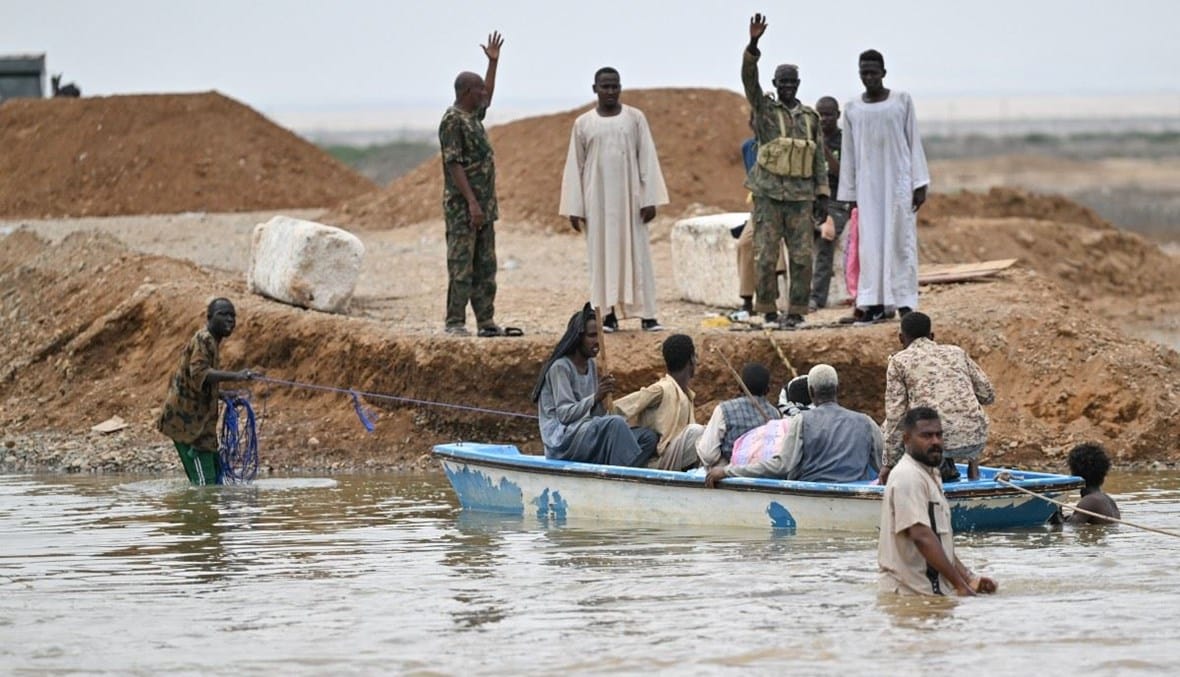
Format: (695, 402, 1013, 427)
(559, 106, 669, 318)
(837, 92, 929, 310)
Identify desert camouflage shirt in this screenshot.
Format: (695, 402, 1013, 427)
(882, 337, 996, 464)
(741, 48, 830, 203)
(156, 327, 221, 450)
(439, 105, 498, 225)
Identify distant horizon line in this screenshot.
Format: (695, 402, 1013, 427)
(261, 91, 1180, 139)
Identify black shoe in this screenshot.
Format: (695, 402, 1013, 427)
(838, 308, 863, 325)
(855, 306, 887, 325)
(641, 318, 665, 332)
(764, 312, 779, 326)
(898, 306, 913, 318)
(780, 313, 805, 329)
(940, 457, 962, 483)
(741, 296, 754, 313)
(602, 311, 619, 333)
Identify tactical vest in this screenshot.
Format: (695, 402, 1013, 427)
(756, 107, 816, 179)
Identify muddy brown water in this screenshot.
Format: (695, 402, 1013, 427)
(2, 471, 1179, 674)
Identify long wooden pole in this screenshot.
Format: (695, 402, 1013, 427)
(594, 306, 613, 410)
(762, 328, 798, 379)
(711, 346, 776, 423)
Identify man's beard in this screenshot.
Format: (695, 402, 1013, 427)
(917, 449, 943, 468)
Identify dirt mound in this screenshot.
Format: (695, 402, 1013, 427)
(0, 92, 375, 219)
(918, 188, 1180, 303)
(2, 227, 1178, 473)
(920, 187, 1111, 230)
(329, 88, 752, 231)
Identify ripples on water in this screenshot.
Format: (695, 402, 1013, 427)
(1, 472, 1178, 674)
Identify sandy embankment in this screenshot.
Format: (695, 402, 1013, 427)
(1, 89, 1178, 475)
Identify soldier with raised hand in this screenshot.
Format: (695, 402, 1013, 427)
(742, 13, 829, 330)
(439, 31, 512, 337)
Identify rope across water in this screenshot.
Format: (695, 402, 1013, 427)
(995, 474, 1180, 538)
(251, 375, 539, 422)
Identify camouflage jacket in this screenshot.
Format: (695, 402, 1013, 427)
(157, 328, 221, 450)
(439, 105, 498, 225)
(741, 48, 829, 202)
(882, 337, 996, 464)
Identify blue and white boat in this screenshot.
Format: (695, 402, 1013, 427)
(433, 443, 1084, 532)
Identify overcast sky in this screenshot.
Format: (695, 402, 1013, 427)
(5, 0, 1180, 125)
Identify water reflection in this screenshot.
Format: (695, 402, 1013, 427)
(2, 471, 1179, 674)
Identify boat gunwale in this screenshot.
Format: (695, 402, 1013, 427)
(432, 445, 1084, 500)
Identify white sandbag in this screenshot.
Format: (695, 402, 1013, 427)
(247, 216, 364, 313)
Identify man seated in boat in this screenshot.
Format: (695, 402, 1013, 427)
(611, 334, 705, 471)
(704, 364, 881, 486)
(696, 362, 781, 468)
(879, 407, 998, 596)
(530, 304, 658, 467)
(1064, 443, 1121, 525)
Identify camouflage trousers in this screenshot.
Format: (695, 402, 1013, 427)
(810, 202, 850, 308)
(752, 196, 813, 315)
(445, 218, 497, 329)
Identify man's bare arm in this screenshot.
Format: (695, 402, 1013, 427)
(905, 523, 975, 596)
(481, 31, 503, 108)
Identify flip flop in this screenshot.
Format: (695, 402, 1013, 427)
(478, 325, 525, 337)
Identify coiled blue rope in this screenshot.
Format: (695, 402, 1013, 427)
(219, 391, 259, 484)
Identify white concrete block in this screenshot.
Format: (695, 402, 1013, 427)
(672, 212, 853, 310)
(671, 212, 750, 308)
(247, 216, 364, 313)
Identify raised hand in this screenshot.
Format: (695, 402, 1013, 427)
(749, 13, 768, 42)
(482, 31, 504, 61)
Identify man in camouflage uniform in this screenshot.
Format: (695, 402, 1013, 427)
(440, 31, 506, 336)
(157, 298, 256, 486)
(742, 13, 829, 329)
(879, 312, 996, 482)
(811, 96, 851, 310)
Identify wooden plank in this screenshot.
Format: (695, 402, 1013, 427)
(919, 258, 1018, 285)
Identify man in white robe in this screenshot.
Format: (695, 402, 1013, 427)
(837, 49, 930, 323)
(559, 66, 669, 332)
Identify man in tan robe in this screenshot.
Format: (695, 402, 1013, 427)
(612, 334, 703, 470)
(559, 66, 669, 332)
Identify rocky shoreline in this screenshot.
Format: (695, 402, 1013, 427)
(2, 428, 1175, 478)
(0, 429, 436, 477)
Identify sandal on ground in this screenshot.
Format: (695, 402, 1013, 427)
(778, 314, 805, 330)
(445, 325, 470, 336)
(478, 325, 525, 337)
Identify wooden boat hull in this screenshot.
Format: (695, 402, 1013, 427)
(434, 443, 1083, 532)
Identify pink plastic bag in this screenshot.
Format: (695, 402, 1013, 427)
(844, 207, 859, 303)
(730, 418, 794, 467)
